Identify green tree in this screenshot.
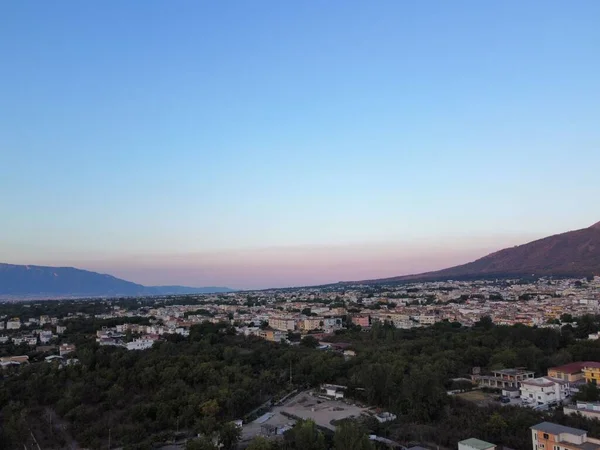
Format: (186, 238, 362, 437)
(186, 436, 218, 450)
(247, 436, 277, 450)
(300, 336, 319, 348)
(219, 422, 241, 450)
(333, 420, 373, 450)
(284, 420, 326, 450)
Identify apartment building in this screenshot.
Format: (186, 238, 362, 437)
(301, 318, 322, 331)
(531, 422, 600, 450)
(583, 362, 600, 384)
(520, 377, 570, 406)
(268, 317, 296, 332)
(472, 368, 535, 389)
(6, 319, 21, 330)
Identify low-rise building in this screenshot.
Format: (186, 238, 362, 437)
(6, 319, 21, 330)
(59, 343, 76, 356)
(472, 368, 535, 389)
(564, 402, 600, 420)
(126, 338, 155, 351)
(531, 422, 600, 450)
(268, 317, 296, 332)
(520, 377, 570, 406)
(548, 362, 588, 382)
(583, 362, 600, 384)
(458, 438, 496, 450)
(351, 315, 370, 328)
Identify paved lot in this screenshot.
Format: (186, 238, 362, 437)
(241, 390, 369, 441)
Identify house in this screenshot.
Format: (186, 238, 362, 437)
(6, 319, 21, 330)
(458, 438, 496, 450)
(56, 325, 67, 334)
(472, 368, 535, 389)
(39, 330, 53, 344)
(548, 362, 589, 382)
(321, 384, 346, 399)
(126, 338, 155, 351)
(583, 362, 600, 384)
(351, 315, 370, 328)
(531, 422, 600, 450)
(59, 343, 76, 356)
(258, 329, 286, 343)
(520, 377, 570, 406)
(564, 401, 600, 420)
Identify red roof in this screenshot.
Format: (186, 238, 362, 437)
(550, 362, 600, 373)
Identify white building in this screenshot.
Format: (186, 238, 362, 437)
(126, 338, 155, 351)
(520, 377, 570, 406)
(39, 330, 53, 344)
(458, 438, 496, 450)
(268, 317, 296, 332)
(56, 325, 67, 334)
(6, 319, 21, 330)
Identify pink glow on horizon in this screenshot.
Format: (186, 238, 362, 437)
(51, 233, 540, 289)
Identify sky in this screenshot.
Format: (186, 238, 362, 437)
(1, 1, 599, 289)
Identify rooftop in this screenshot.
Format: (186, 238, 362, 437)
(531, 422, 587, 437)
(459, 438, 496, 449)
(549, 362, 588, 374)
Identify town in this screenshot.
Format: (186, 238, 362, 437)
(3, 276, 600, 449)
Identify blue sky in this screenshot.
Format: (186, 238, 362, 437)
(1, 1, 599, 288)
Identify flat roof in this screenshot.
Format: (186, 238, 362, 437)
(531, 422, 587, 437)
(459, 438, 496, 449)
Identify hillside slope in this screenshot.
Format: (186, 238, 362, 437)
(360, 222, 600, 283)
(0, 263, 233, 297)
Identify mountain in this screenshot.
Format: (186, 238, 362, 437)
(0, 263, 234, 298)
(357, 222, 600, 284)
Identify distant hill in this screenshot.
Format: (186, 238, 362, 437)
(356, 221, 600, 284)
(0, 263, 234, 298)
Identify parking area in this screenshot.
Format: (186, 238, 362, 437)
(241, 390, 369, 442)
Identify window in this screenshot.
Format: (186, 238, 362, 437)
(543, 433, 549, 440)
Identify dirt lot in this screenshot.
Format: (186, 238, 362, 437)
(455, 390, 497, 407)
(241, 390, 369, 441)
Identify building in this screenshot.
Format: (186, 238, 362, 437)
(323, 317, 343, 332)
(56, 325, 67, 334)
(321, 384, 346, 399)
(351, 315, 370, 327)
(6, 319, 21, 330)
(583, 363, 600, 384)
(268, 317, 296, 332)
(59, 343, 76, 356)
(374, 412, 397, 423)
(39, 330, 53, 344)
(472, 368, 535, 389)
(458, 438, 496, 450)
(258, 329, 286, 343)
(564, 402, 600, 420)
(531, 422, 600, 450)
(520, 377, 570, 406)
(301, 318, 322, 331)
(548, 362, 588, 382)
(126, 338, 155, 351)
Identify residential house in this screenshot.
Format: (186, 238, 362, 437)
(520, 377, 570, 407)
(126, 338, 155, 351)
(458, 438, 496, 450)
(6, 319, 21, 330)
(258, 329, 286, 343)
(548, 362, 588, 382)
(472, 368, 535, 389)
(56, 325, 67, 334)
(351, 315, 370, 328)
(564, 402, 600, 420)
(531, 422, 600, 450)
(59, 343, 76, 356)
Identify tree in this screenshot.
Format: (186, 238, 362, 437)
(247, 436, 278, 450)
(300, 336, 319, 348)
(333, 420, 373, 450)
(219, 422, 241, 450)
(284, 420, 326, 450)
(560, 313, 574, 323)
(186, 436, 217, 450)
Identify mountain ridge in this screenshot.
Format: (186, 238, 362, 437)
(0, 263, 234, 298)
(354, 222, 600, 284)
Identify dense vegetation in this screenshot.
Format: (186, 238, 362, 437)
(4, 314, 600, 449)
